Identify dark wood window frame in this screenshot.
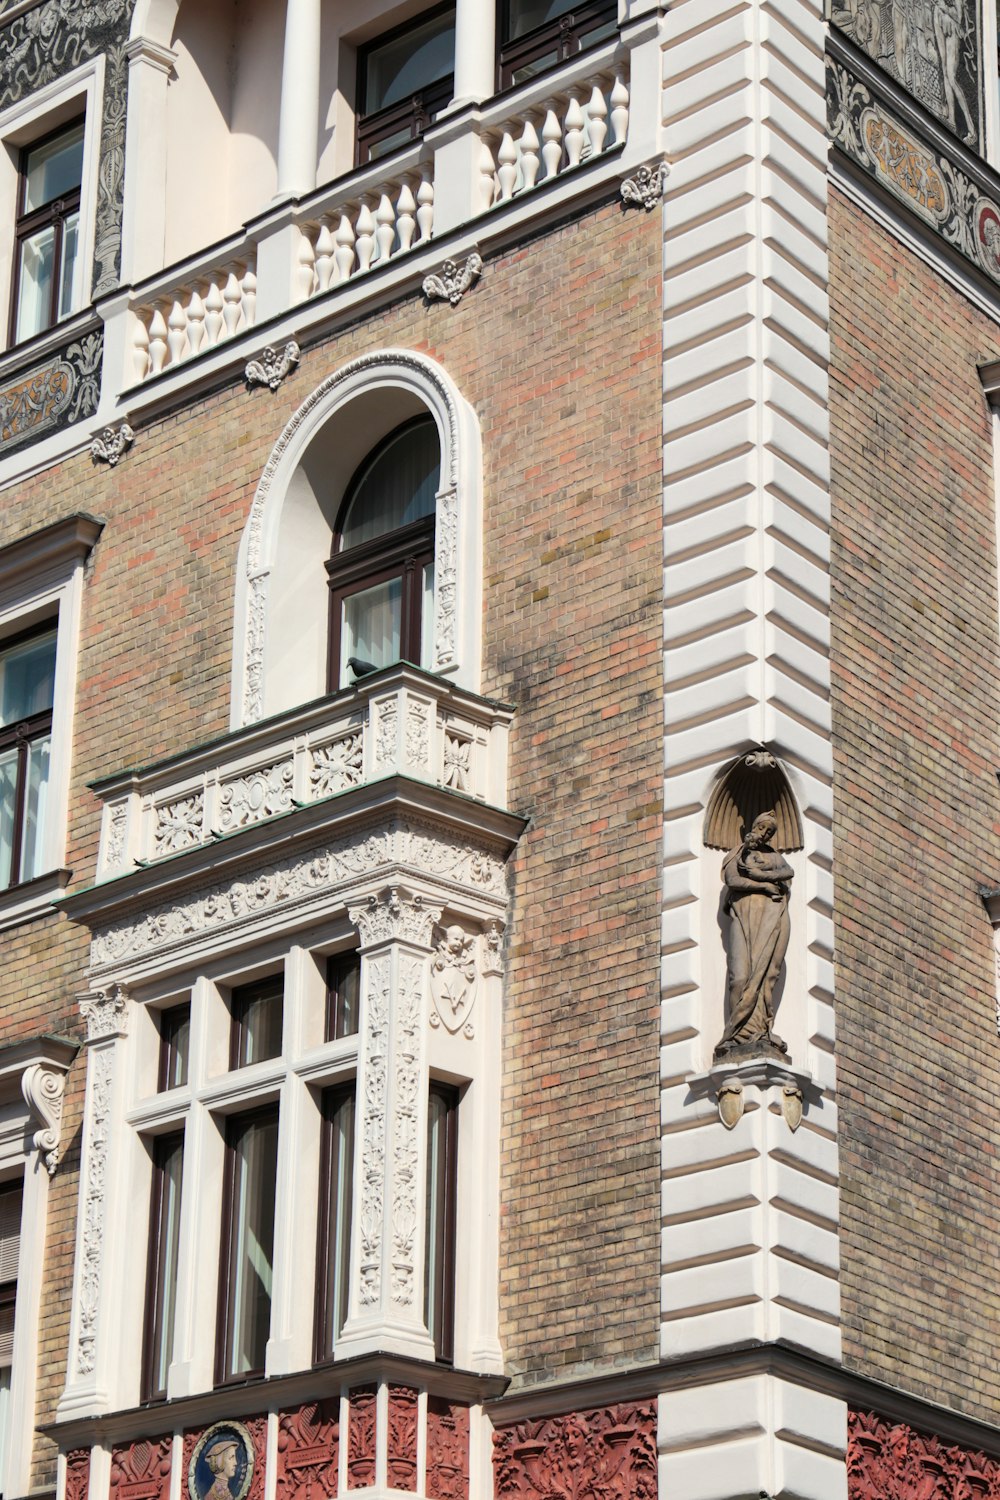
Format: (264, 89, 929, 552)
(8, 116, 84, 348)
(425, 1081, 458, 1363)
(496, 0, 618, 90)
(314, 1080, 357, 1364)
(229, 975, 284, 1071)
(215, 1103, 280, 1388)
(0, 619, 57, 892)
(140, 1131, 184, 1404)
(355, 3, 455, 165)
(326, 951, 361, 1041)
(157, 1003, 191, 1092)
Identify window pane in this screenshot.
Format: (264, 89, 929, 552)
(160, 1005, 191, 1090)
(233, 979, 283, 1067)
(424, 1087, 456, 1360)
(0, 1365, 10, 1487)
(225, 1111, 279, 1378)
(15, 227, 56, 343)
(506, 0, 576, 38)
(0, 630, 57, 727)
(0, 749, 17, 890)
(365, 12, 455, 112)
(23, 122, 84, 212)
(19, 733, 50, 883)
(145, 1133, 184, 1399)
(58, 210, 79, 319)
(341, 421, 440, 547)
(421, 562, 435, 671)
(318, 1087, 355, 1358)
(328, 953, 361, 1041)
(341, 576, 402, 679)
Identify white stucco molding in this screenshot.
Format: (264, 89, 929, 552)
(232, 349, 484, 727)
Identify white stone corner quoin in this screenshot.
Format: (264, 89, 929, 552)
(232, 348, 485, 728)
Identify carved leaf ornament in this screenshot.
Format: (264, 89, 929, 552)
(847, 1410, 1000, 1500)
(494, 1404, 657, 1500)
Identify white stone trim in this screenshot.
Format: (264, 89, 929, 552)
(232, 349, 484, 726)
(0, 55, 106, 355)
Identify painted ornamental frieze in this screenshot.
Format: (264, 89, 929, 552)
(0, 330, 102, 454)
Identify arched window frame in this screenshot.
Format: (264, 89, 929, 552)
(232, 349, 483, 728)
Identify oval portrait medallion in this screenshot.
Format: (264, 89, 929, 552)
(188, 1421, 255, 1500)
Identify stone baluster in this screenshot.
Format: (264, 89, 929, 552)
(497, 132, 518, 201)
(587, 84, 608, 156)
(334, 214, 356, 282)
(396, 183, 417, 253)
(542, 108, 563, 180)
(223, 272, 243, 338)
(375, 193, 396, 264)
(204, 282, 224, 345)
(520, 118, 540, 191)
(337, 889, 442, 1363)
(133, 319, 150, 381)
(186, 290, 207, 355)
(148, 309, 168, 374)
(610, 73, 630, 145)
(315, 222, 336, 291)
(564, 95, 586, 167)
(417, 176, 435, 239)
(241, 267, 257, 327)
(356, 202, 376, 273)
(167, 301, 188, 366)
(296, 234, 316, 301)
(477, 142, 496, 212)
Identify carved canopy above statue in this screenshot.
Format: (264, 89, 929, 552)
(703, 749, 803, 853)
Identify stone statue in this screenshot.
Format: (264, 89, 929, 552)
(715, 811, 793, 1062)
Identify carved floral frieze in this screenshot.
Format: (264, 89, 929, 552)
(110, 1435, 172, 1500)
(387, 1386, 419, 1490)
(390, 959, 422, 1306)
(277, 1400, 339, 1498)
(311, 733, 364, 796)
(76, 1044, 114, 1375)
(494, 1403, 657, 1500)
(847, 1409, 1000, 1500)
(427, 1398, 470, 1500)
(218, 760, 294, 832)
(358, 956, 389, 1308)
(348, 1386, 378, 1489)
(90, 820, 507, 973)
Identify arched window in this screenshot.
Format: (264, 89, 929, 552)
(326, 416, 440, 689)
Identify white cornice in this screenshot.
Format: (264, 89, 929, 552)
(0, 514, 103, 584)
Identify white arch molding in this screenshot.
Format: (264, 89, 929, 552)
(129, 0, 181, 41)
(232, 349, 484, 727)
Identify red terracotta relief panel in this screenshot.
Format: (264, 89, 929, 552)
(277, 1399, 340, 1498)
(848, 1410, 1000, 1500)
(387, 1385, 419, 1490)
(426, 1397, 470, 1500)
(110, 1437, 172, 1500)
(494, 1403, 657, 1500)
(65, 1449, 91, 1500)
(348, 1384, 378, 1489)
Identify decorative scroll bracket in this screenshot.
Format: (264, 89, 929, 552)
(22, 1062, 70, 1176)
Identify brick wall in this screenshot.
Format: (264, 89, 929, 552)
(6, 193, 663, 1478)
(830, 186, 1000, 1418)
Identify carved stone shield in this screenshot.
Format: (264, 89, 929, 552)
(781, 1085, 803, 1132)
(717, 1082, 744, 1130)
(430, 925, 479, 1033)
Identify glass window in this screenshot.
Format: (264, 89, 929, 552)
(141, 1133, 184, 1402)
(159, 1004, 191, 1091)
(218, 1107, 279, 1382)
(0, 626, 57, 890)
(327, 417, 439, 689)
(498, 0, 617, 89)
(356, 7, 455, 164)
(10, 120, 84, 345)
(231, 977, 284, 1068)
(327, 952, 361, 1041)
(424, 1084, 457, 1361)
(315, 1084, 356, 1361)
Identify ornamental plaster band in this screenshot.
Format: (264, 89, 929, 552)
(658, 1, 842, 1496)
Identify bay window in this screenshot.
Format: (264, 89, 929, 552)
(327, 417, 439, 689)
(10, 118, 84, 346)
(356, 6, 456, 164)
(497, 0, 618, 89)
(0, 624, 57, 891)
(217, 1106, 279, 1384)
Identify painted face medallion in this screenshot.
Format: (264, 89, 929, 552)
(188, 1422, 254, 1500)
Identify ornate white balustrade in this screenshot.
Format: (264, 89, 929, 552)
(299, 164, 434, 298)
(132, 255, 257, 380)
(95, 665, 513, 881)
(480, 64, 629, 208)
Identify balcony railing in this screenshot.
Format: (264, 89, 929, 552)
(132, 254, 257, 381)
(95, 665, 514, 882)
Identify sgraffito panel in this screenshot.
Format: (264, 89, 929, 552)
(830, 0, 982, 150)
(0, 327, 102, 453)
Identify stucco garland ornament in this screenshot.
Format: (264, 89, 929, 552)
(620, 160, 670, 211)
(422, 253, 483, 306)
(91, 422, 134, 466)
(245, 339, 300, 392)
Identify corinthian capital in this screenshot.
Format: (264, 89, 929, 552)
(80, 984, 131, 1041)
(349, 887, 442, 950)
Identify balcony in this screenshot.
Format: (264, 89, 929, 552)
(93, 664, 514, 882)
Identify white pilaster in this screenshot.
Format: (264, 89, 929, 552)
(338, 887, 441, 1363)
(276, 0, 322, 200)
(120, 37, 175, 283)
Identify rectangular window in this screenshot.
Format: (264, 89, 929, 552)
(424, 1084, 457, 1362)
(356, 5, 455, 164)
(315, 1083, 356, 1362)
(497, 0, 617, 89)
(0, 1181, 22, 1489)
(158, 1004, 191, 1091)
(230, 976, 283, 1068)
(0, 624, 57, 890)
(10, 118, 84, 345)
(141, 1133, 184, 1403)
(326, 952, 361, 1041)
(217, 1106, 279, 1383)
